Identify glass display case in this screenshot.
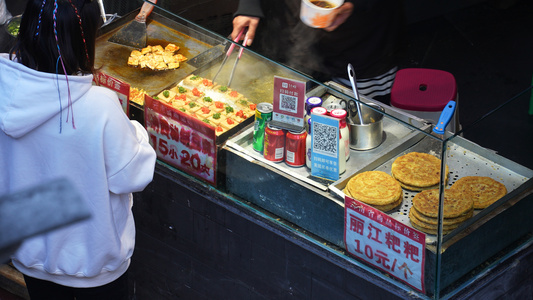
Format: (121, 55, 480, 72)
(97, 1, 533, 298)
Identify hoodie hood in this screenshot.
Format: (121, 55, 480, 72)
(0, 54, 94, 138)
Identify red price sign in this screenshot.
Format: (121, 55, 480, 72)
(144, 96, 217, 184)
(344, 196, 426, 293)
(95, 72, 129, 115)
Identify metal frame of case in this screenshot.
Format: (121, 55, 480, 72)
(223, 86, 533, 296)
(102, 1, 533, 298)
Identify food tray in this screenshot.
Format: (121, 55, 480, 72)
(95, 9, 303, 144)
(330, 134, 533, 245)
(96, 8, 307, 105)
(144, 40, 312, 142)
(95, 9, 224, 97)
(189, 48, 308, 106)
(225, 84, 426, 191)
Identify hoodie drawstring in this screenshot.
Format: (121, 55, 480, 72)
(53, 0, 75, 133)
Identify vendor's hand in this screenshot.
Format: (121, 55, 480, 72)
(324, 2, 354, 32)
(232, 15, 260, 46)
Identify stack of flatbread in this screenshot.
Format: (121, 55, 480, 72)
(409, 189, 474, 235)
(391, 152, 449, 191)
(343, 171, 403, 212)
(450, 176, 507, 209)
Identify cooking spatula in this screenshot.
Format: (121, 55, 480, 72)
(108, 0, 156, 48)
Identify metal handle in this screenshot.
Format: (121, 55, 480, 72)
(96, 0, 106, 23)
(227, 37, 248, 87)
(212, 28, 245, 84)
(226, 28, 245, 57)
(135, 0, 156, 22)
(432, 100, 457, 135)
(347, 100, 358, 120)
(347, 64, 365, 125)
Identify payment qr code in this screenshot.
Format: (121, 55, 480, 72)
(279, 94, 298, 113)
(312, 122, 338, 157)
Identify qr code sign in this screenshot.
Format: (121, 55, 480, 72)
(313, 122, 338, 156)
(279, 94, 298, 113)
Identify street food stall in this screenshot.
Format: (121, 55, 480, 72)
(92, 1, 533, 299)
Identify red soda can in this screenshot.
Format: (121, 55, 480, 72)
(285, 129, 307, 167)
(264, 124, 285, 162)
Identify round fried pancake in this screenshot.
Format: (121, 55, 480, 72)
(412, 188, 474, 218)
(371, 193, 403, 212)
(450, 176, 507, 209)
(391, 152, 449, 189)
(343, 187, 352, 198)
(392, 171, 449, 191)
(411, 205, 473, 225)
(347, 171, 402, 205)
(344, 187, 402, 212)
(410, 220, 456, 235)
(409, 208, 461, 231)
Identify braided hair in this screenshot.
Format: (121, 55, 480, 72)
(11, 0, 101, 75)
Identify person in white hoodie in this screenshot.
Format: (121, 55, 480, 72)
(0, 0, 157, 299)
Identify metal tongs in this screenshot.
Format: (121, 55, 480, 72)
(347, 64, 365, 125)
(227, 36, 249, 87)
(211, 28, 247, 86)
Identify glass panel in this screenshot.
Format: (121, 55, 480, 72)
(436, 86, 533, 298)
(99, 1, 533, 298)
(127, 0, 436, 136)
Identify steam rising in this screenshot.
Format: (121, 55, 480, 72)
(252, 0, 326, 78)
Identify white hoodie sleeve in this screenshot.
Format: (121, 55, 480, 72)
(97, 88, 157, 194)
(107, 120, 157, 194)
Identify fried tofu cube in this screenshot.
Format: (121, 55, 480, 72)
(174, 54, 188, 62)
(155, 61, 167, 70)
(157, 89, 176, 103)
(130, 50, 142, 57)
(167, 62, 180, 69)
(165, 43, 180, 52)
(152, 45, 164, 54)
(141, 46, 152, 55)
(127, 56, 139, 66)
(162, 52, 174, 63)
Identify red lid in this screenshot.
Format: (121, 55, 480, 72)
(391, 68, 457, 112)
(330, 109, 347, 119)
(311, 107, 328, 115)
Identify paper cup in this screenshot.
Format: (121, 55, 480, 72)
(300, 0, 344, 28)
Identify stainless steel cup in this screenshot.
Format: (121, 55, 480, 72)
(349, 103, 384, 150)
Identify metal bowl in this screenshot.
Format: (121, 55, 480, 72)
(348, 103, 385, 150)
(5, 15, 21, 38)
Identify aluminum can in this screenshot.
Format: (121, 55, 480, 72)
(252, 102, 273, 153)
(285, 129, 307, 167)
(263, 124, 285, 162)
